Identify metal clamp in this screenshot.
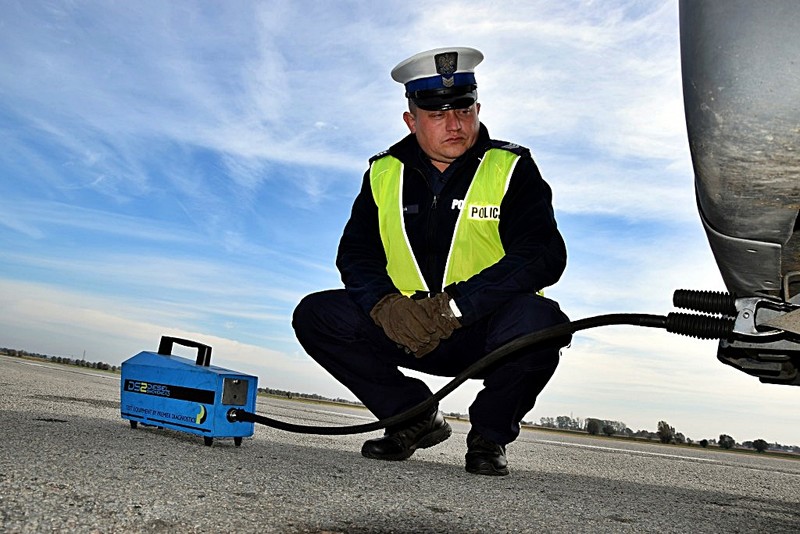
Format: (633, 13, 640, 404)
(731, 296, 800, 340)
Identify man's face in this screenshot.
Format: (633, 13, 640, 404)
(403, 103, 481, 171)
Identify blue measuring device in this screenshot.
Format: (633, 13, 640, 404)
(120, 336, 257, 446)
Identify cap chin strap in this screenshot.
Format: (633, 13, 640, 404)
(416, 102, 472, 112)
(406, 84, 477, 100)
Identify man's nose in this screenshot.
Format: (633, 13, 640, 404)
(444, 110, 462, 130)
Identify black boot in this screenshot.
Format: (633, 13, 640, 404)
(465, 430, 508, 476)
(361, 410, 452, 461)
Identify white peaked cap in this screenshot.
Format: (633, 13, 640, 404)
(390, 47, 484, 110)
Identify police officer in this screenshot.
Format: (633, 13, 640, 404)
(293, 47, 569, 476)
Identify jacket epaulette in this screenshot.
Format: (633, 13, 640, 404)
(369, 150, 391, 163)
(487, 139, 530, 156)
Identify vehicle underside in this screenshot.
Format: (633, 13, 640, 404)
(680, 0, 800, 384)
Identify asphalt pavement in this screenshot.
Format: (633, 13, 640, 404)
(1, 354, 799, 533)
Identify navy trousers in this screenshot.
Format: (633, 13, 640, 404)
(292, 289, 569, 445)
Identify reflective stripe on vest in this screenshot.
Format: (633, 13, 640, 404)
(370, 148, 520, 295)
(369, 156, 429, 295)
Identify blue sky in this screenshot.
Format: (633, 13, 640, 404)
(2, 0, 798, 446)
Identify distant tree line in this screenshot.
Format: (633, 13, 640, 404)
(538, 415, 634, 438)
(538, 414, 798, 453)
(1, 347, 118, 372)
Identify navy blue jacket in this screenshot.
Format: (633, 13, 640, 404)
(336, 123, 567, 326)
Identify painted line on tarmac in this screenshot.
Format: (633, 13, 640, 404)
(536, 439, 720, 463)
(13, 359, 120, 380)
(262, 400, 377, 422)
(297, 407, 375, 422)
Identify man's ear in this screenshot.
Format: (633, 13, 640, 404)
(403, 111, 416, 134)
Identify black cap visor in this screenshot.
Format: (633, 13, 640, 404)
(407, 85, 477, 111)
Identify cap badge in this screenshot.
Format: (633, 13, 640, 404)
(435, 52, 458, 88)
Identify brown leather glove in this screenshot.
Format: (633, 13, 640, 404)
(407, 294, 462, 358)
(417, 292, 462, 342)
(412, 338, 440, 358)
(370, 294, 437, 354)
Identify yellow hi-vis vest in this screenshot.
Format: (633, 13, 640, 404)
(369, 148, 520, 295)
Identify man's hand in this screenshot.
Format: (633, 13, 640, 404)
(370, 293, 462, 358)
(417, 293, 461, 342)
(370, 294, 437, 354)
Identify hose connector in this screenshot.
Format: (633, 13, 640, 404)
(673, 289, 736, 316)
(665, 312, 735, 340)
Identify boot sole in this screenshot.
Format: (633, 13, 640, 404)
(415, 421, 452, 450)
(362, 421, 452, 461)
(465, 462, 509, 476)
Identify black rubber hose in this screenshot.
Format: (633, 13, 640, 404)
(229, 313, 671, 435)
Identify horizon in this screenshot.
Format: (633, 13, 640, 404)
(5, 348, 798, 449)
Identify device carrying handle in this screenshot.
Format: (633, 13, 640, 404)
(157, 336, 213, 367)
